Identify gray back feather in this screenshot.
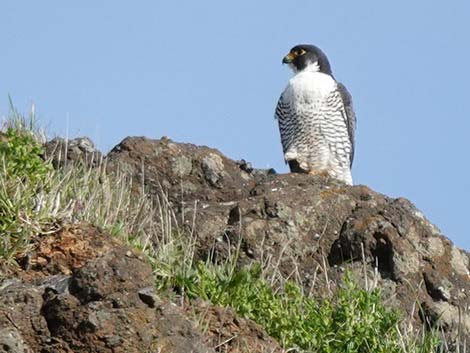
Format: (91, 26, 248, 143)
(337, 82, 356, 166)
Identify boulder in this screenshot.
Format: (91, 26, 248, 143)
(44, 137, 103, 168)
(107, 136, 470, 342)
(1, 225, 270, 353)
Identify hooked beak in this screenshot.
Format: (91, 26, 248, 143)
(282, 53, 295, 64)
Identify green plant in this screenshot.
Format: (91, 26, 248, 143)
(174, 262, 441, 353)
(0, 126, 50, 184)
(0, 112, 53, 260)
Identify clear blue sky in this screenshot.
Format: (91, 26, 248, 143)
(2, 1, 469, 250)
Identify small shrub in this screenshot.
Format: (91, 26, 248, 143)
(0, 126, 50, 184)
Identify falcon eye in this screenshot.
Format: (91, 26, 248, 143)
(296, 49, 306, 56)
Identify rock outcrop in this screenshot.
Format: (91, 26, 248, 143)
(2, 135, 469, 352)
(106, 136, 470, 338)
(0, 224, 279, 353)
(44, 137, 103, 168)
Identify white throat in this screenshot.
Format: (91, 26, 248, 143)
(289, 60, 320, 74)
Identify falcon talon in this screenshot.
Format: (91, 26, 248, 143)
(275, 44, 357, 185)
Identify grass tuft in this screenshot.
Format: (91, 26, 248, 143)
(0, 107, 162, 261)
(0, 111, 52, 260)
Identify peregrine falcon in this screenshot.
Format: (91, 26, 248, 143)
(275, 44, 356, 185)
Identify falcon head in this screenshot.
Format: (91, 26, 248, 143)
(282, 44, 332, 75)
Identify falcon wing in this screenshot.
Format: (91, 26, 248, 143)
(337, 82, 356, 167)
(274, 93, 295, 155)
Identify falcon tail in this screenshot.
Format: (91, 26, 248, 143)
(288, 160, 307, 173)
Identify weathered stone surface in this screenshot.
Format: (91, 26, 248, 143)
(106, 136, 259, 203)
(188, 300, 283, 353)
(44, 137, 103, 168)
(106, 136, 470, 342)
(0, 328, 34, 353)
(1, 225, 214, 353)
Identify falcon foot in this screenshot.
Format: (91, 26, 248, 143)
(308, 170, 330, 178)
